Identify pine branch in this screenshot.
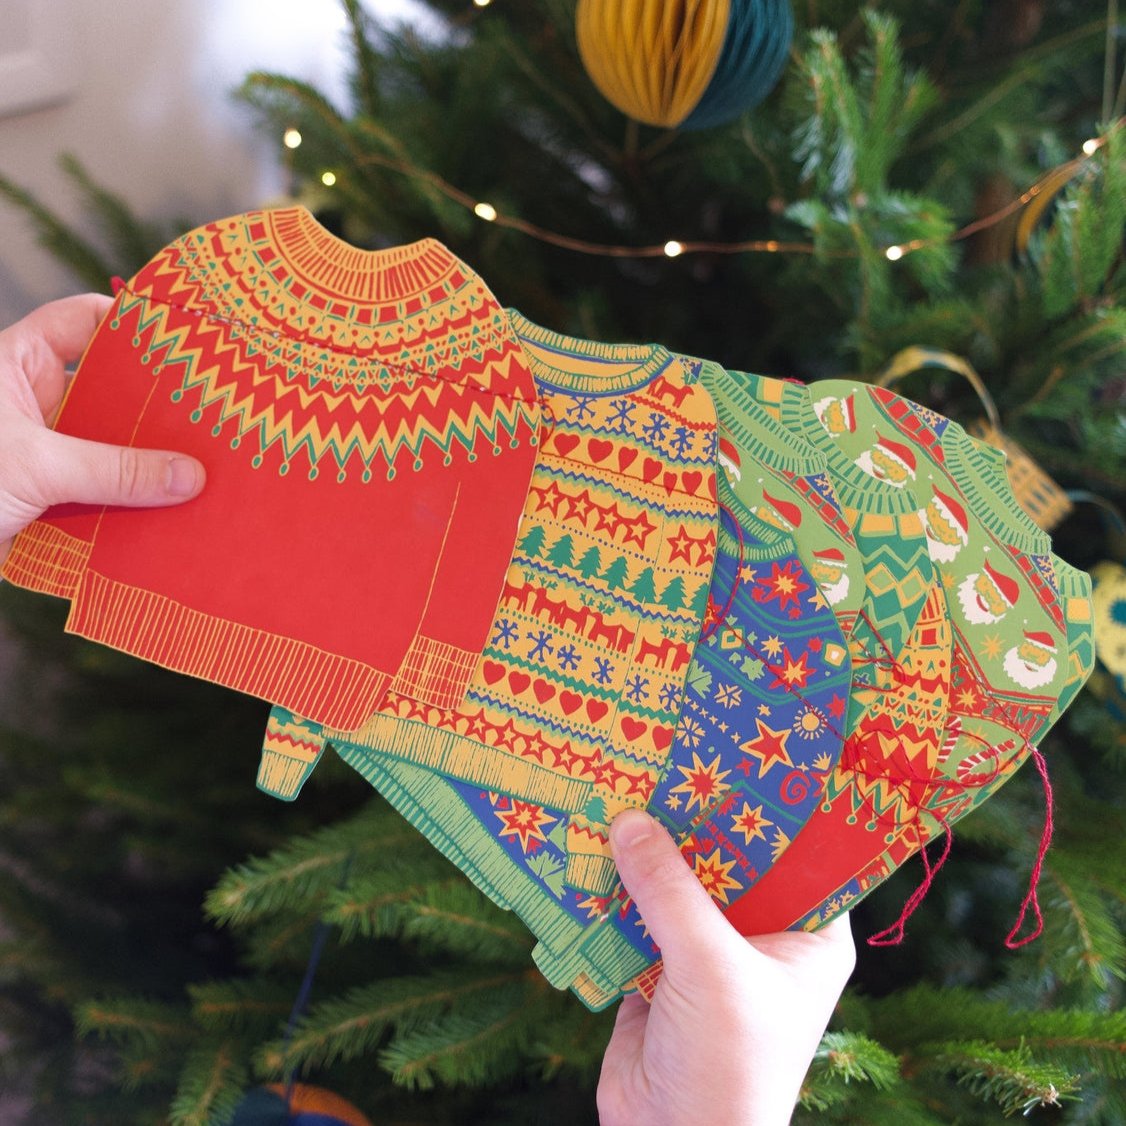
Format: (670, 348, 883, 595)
(921, 1039, 1080, 1116)
(75, 998, 192, 1052)
(240, 906, 343, 972)
(56, 153, 178, 276)
(866, 985, 1126, 1082)
(1040, 858, 1126, 989)
(188, 979, 294, 1035)
(521, 992, 614, 1080)
(169, 1040, 249, 1126)
(379, 984, 529, 1090)
(0, 171, 115, 289)
(322, 872, 460, 944)
(205, 803, 431, 926)
(398, 883, 535, 964)
(254, 969, 530, 1075)
(340, 0, 382, 119)
(799, 1030, 901, 1110)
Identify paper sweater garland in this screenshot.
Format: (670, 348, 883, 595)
(0, 204, 1094, 1011)
(263, 317, 720, 894)
(1, 207, 541, 733)
(725, 379, 1094, 937)
(293, 352, 856, 1009)
(703, 379, 954, 934)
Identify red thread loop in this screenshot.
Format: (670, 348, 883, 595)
(867, 823, 954, 946)
(1005, 746, 1053, 949)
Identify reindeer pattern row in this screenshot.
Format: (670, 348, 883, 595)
(501, 575, 693, 662)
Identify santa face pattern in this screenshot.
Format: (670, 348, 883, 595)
(955, 562, 1020, 625)
(803, 381, 1069, 705)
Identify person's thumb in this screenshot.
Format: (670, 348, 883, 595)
(610, 809, 737, 970)
(39, 431, 205, 508)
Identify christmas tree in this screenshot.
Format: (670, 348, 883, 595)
(1, 1, 1124, 1122)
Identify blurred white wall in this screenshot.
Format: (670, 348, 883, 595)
(0, 0, 429, 325)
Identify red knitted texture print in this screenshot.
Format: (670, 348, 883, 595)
(1, 208, 540, 729)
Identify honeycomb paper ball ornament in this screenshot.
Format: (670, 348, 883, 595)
(576, 0, 794, 130)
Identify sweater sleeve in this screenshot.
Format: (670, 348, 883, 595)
(257, 706, 328, 800)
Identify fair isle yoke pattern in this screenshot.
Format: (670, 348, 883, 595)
(2, 207, 540, 730)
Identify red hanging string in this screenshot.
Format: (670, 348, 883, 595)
(867, 821, 954, 946)
(1005, 746, 1054, 949)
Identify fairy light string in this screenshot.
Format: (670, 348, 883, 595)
(289, 120, 1119, 261)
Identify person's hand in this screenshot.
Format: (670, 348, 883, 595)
(0, 294, 205, 565)
(597, 810, 856, 1126)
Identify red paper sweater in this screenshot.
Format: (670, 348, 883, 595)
(2, 208, 540, 729)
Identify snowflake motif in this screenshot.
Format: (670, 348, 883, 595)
(566, 396, 597, 424)
(669, 425, 693, 460)
(677, 714, 706, 748)
(714, 682, 742, 709)
(491, 618, 520, 650)
(657, 682, 682, 712)
(607, 399, 637, 432)
(593, 656, 613, 685)
(625, 673, 650, 703)
(703, 428, 718, 460)
(556, 643, 580, 671)
(641, 411, 670, 445)
(528, 629, 555, 662)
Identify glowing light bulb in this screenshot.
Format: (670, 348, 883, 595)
(663, 240, 684, 257)
(1082, 137, 1099, 156)
(283, 128, 303, 149)
(885, 245, 904, 261)
(473, 0, 493, 7)
(321, 171, 337, 186)
(474, 201, 498, 221)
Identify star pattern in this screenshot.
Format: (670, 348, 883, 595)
(669, 751, 732, 814)
(731, 801, 774, 844)
(692, 848, 743, 905)
(739, 717, 795, 777)
(494, 800, 556, 852)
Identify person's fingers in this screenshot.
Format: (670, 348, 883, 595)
(604, 992, 649, 1060)
(609, 810, 737, 968)
(0, 294, 114, 422)
(597, 993, 650, 1124)
(0, 293, 113, 368)
(37, 431, 205, 508)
